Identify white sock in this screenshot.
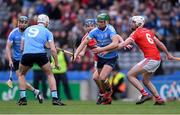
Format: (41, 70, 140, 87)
(33, 89, 39, 95)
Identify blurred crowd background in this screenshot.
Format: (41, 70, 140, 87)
(0, 0, 179, 71)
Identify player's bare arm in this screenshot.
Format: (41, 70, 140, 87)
(49, 40, 59, 69)
(5, 40, 13, 67)
(117, 34, 124, 43)
(154, 36, 174, 60)
(79, 45, 87, 56)
(78, 37, 88, 56)
(92, 34, 119, 53)
(117, 34, 133, 50)
(117, 37, 134, 49)
(100, 36, 133, 54)
(74, 37, 89, 60)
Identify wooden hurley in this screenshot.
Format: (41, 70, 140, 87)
(56, 47, 73, 56)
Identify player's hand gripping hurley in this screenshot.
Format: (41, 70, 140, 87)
(6, 65, 13, 88)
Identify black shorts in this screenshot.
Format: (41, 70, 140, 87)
(12, 59, 20, 71)
(21, 53, 49, 67)
(97, 56, 118, 69)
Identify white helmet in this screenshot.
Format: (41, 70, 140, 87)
(130, 16, 145, 27)
(37, 14, 49, 25)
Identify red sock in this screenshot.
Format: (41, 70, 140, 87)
(99, 89, 103, 94)
(155, 96, 163, 101)
(140, 89, 149, 96)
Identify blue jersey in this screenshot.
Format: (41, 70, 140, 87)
(88, 24, 118, 59)
(23, 24, 53, 54)
(8, 28, 23, 60)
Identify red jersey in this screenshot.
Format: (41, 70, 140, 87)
(81, 33, 98, 61)
(130, 27, 161, 60)
(81, 33, 88, 42)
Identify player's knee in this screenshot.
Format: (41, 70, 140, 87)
(127, 72, 132, 79)
(99, 75, 106, 80)
(19, 71, 25, 77)
(46, 73, 54, 78)
(92, 76, 98, 81)
(127, 76, 131, 82)
(92, 72, 99, 80)
(127, 71, 136, 78)
(42, 68, 52, 76)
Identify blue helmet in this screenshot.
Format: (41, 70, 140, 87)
(18, 16, 28, 22)
(84, 19, 96, 26)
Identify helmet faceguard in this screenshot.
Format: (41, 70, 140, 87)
(84, 19, 96, 32)
(129, 16, 145, 28)
(97, 13, 110, 22)
(18, 16, 29, 31)
(84, 19, 96, 27)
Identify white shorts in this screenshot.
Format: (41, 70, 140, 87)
(136, 58, 161, 73)
(94, 61, 97, 68)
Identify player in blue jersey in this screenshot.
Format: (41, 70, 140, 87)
(18, 14, 65, 106)
(5, 16, 43, 104)
(74, 13, 120, 104)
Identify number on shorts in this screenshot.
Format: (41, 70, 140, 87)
(146, 33, 154, 44)
(28, 28, 39, 37)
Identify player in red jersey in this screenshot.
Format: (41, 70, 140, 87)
(79, 19, 98, 62)
(92, 16, 175, 105)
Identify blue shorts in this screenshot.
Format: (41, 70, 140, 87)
(97, 56, 118, 69)
(21, 53, 49, 67)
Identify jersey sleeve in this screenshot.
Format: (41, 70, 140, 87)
(81, 33, 88, 42)
(7, 30, 14, 43)
(129, 31, 138, 41)
(87, 30, 95, 40)
(47, 30, 54, 42)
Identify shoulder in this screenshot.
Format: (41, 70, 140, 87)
(132, 28, 143, 35)
(46, 28, 52, 35)
(107, 24, 115, 29)
(26, 25, 35, 30)
(89, 27, 98, 34)
(130, 31, 136, 36)
(137, 27, 151, 33)
(9, 27, 19, 35)
(8, 28, 19, 38)
(83, 32, 89, 37)
(129, 30, 138, 40)
(107, 24, 116, 32)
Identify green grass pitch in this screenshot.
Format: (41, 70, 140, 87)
(0, 100, 180, 114)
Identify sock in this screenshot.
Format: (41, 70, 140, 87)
(33, 89, 39, 95)
(20, 90, 26, 98)
(103, 79, 111, 92)
(155, 95, 163, 101)
(140, 89, 149, 96)
(94, 79, 105, 94)
(51, 90, 58, 98)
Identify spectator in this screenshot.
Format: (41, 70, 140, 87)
(51, 42, 72, 100)
(109, 65, 126, 100)
(0, 0, 180, 70)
